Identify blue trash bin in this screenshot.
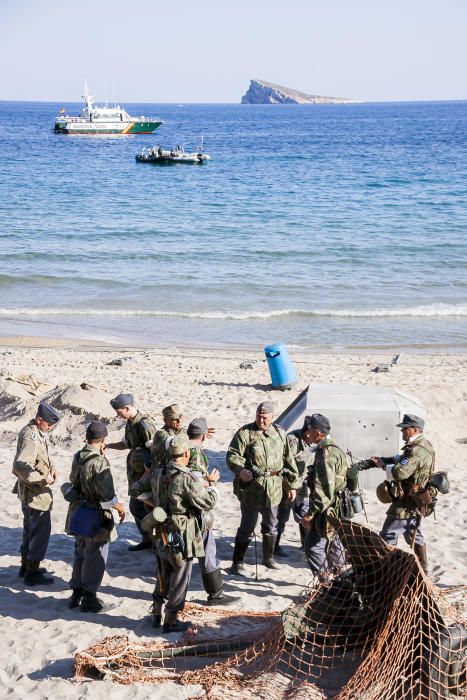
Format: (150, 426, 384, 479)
(264, 343, 296, 390)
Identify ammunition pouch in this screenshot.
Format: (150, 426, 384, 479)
(409, 483, 437, 517)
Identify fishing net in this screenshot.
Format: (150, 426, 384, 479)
(75, 520, 466, 699)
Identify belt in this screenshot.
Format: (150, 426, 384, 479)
(262, 470, 281, 478)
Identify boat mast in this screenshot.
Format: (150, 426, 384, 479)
(82, 80, 94, 118)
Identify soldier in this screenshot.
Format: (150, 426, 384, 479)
(227, 401, 299, 574)
(152, 404, 185, 469)
(275, 416, 315, 558)
(107, 393, 156, 551)
(12, 402, 61, 586)
(64, 421, 125, 612)
(187, 417, 240, 606)
(301, 413, 347, 577)
(150, 434, 220, 632)
(372, 414, 435, 574)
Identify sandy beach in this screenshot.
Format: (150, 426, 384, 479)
(0, 340, 466, 699)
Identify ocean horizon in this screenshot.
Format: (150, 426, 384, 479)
(0, 100, 466, 350)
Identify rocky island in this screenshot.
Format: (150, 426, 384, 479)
(241, 79, 357, 104)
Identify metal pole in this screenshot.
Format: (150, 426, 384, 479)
(253, 530, 259, 581)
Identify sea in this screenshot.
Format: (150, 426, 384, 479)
(0, 100, 466, 350)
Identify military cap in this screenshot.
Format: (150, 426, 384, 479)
(396, 414, 424, 430)
(163, 404, 182, 420)
(86, 421, 108, 441)
(308, 413, 331, 434)
(257, 400, 275, 415)
(169, 434, 190, 456)
(37, 402, 61, 425)
(110, 393, 134, 409)
(187, 417, 208, 438)
(302, 415, 313, 431)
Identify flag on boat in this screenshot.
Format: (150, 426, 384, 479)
(60, 108, 65, 114)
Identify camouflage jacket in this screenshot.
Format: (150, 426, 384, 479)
(308, 438, 348, 534)
(65, 445, 118, 541)
(124, 411, 157, 488)
(385, 434, 435, 519)
(12, 421, 54, 511)
(288, 429, 313, 498)
(227, 422, 299, 508)
(188, 443, 209, 478)
(155, 460, 218, 558)
(151, 425, 185, 469)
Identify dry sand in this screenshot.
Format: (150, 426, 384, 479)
(0, 342, 466, 699)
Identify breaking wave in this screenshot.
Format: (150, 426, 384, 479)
(0, 304, 466, 320)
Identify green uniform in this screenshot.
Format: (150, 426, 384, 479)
(227, 422, 299, 508)
(385, 435, 435, 519)
(12, 420, 56, 565)
(152, 460, 218, 615)
(66, 445, 118, 542)
(152, 425, 184, 469)
(307, 437, 348, 533)
(188, 443, 209, 478)
(12, 421, 54, 512)
(152, 460, 218, 558)
(124, 411, 157, 489)
(67, 444, 119, 595)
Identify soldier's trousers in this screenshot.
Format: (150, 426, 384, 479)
(304, 528, 345, 576)
(70, 536, 109, 593)
(129, 496, 151, 543)
(236, 503, 279, 543)
(20, 504, 51, 561)
(153, 555, 193, 614)
(277, 496, 310, 535)
(199, 529, 220, 574)
(380, 515, 424, 546)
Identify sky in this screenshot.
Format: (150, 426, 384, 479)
(0, 0, 466, 103)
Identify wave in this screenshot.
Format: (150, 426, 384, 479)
(0, 303, 466, 320)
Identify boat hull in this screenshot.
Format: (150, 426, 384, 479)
(54, 120, 163, 135)
(136, 153, 209, 164)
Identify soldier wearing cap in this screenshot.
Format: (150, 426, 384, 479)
(12, 402, 61, 585)
(64, 421, 126, 612)
(372, 414, 435, 574)
(149, 433, 220, 632)
(107, 393, 157, 551)
(301, 413, 348, 577)
(227, 401, 299, 574)
(275, 416, 315, 558)
(151, 404, 185, 470)
(187, 418, 240, 606)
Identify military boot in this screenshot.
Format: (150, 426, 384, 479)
(229, 538, 249, 576)
(162, 610, 193, 634)
(19, 557, 47, 578)
(202, 569, 242, 606)
(274, 533, 289, 558)
(80, 591, 103, 613)
(151, 600, 163, 628)
(262, 535, 281, 570)
(414, 544, 429, 575)
(68, 588, 83, 609)
(23, 560, 54, 586)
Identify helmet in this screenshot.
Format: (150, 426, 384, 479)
(376, 481, 393, 504)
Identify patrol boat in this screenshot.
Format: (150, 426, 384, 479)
(54, 83, 163, 135)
